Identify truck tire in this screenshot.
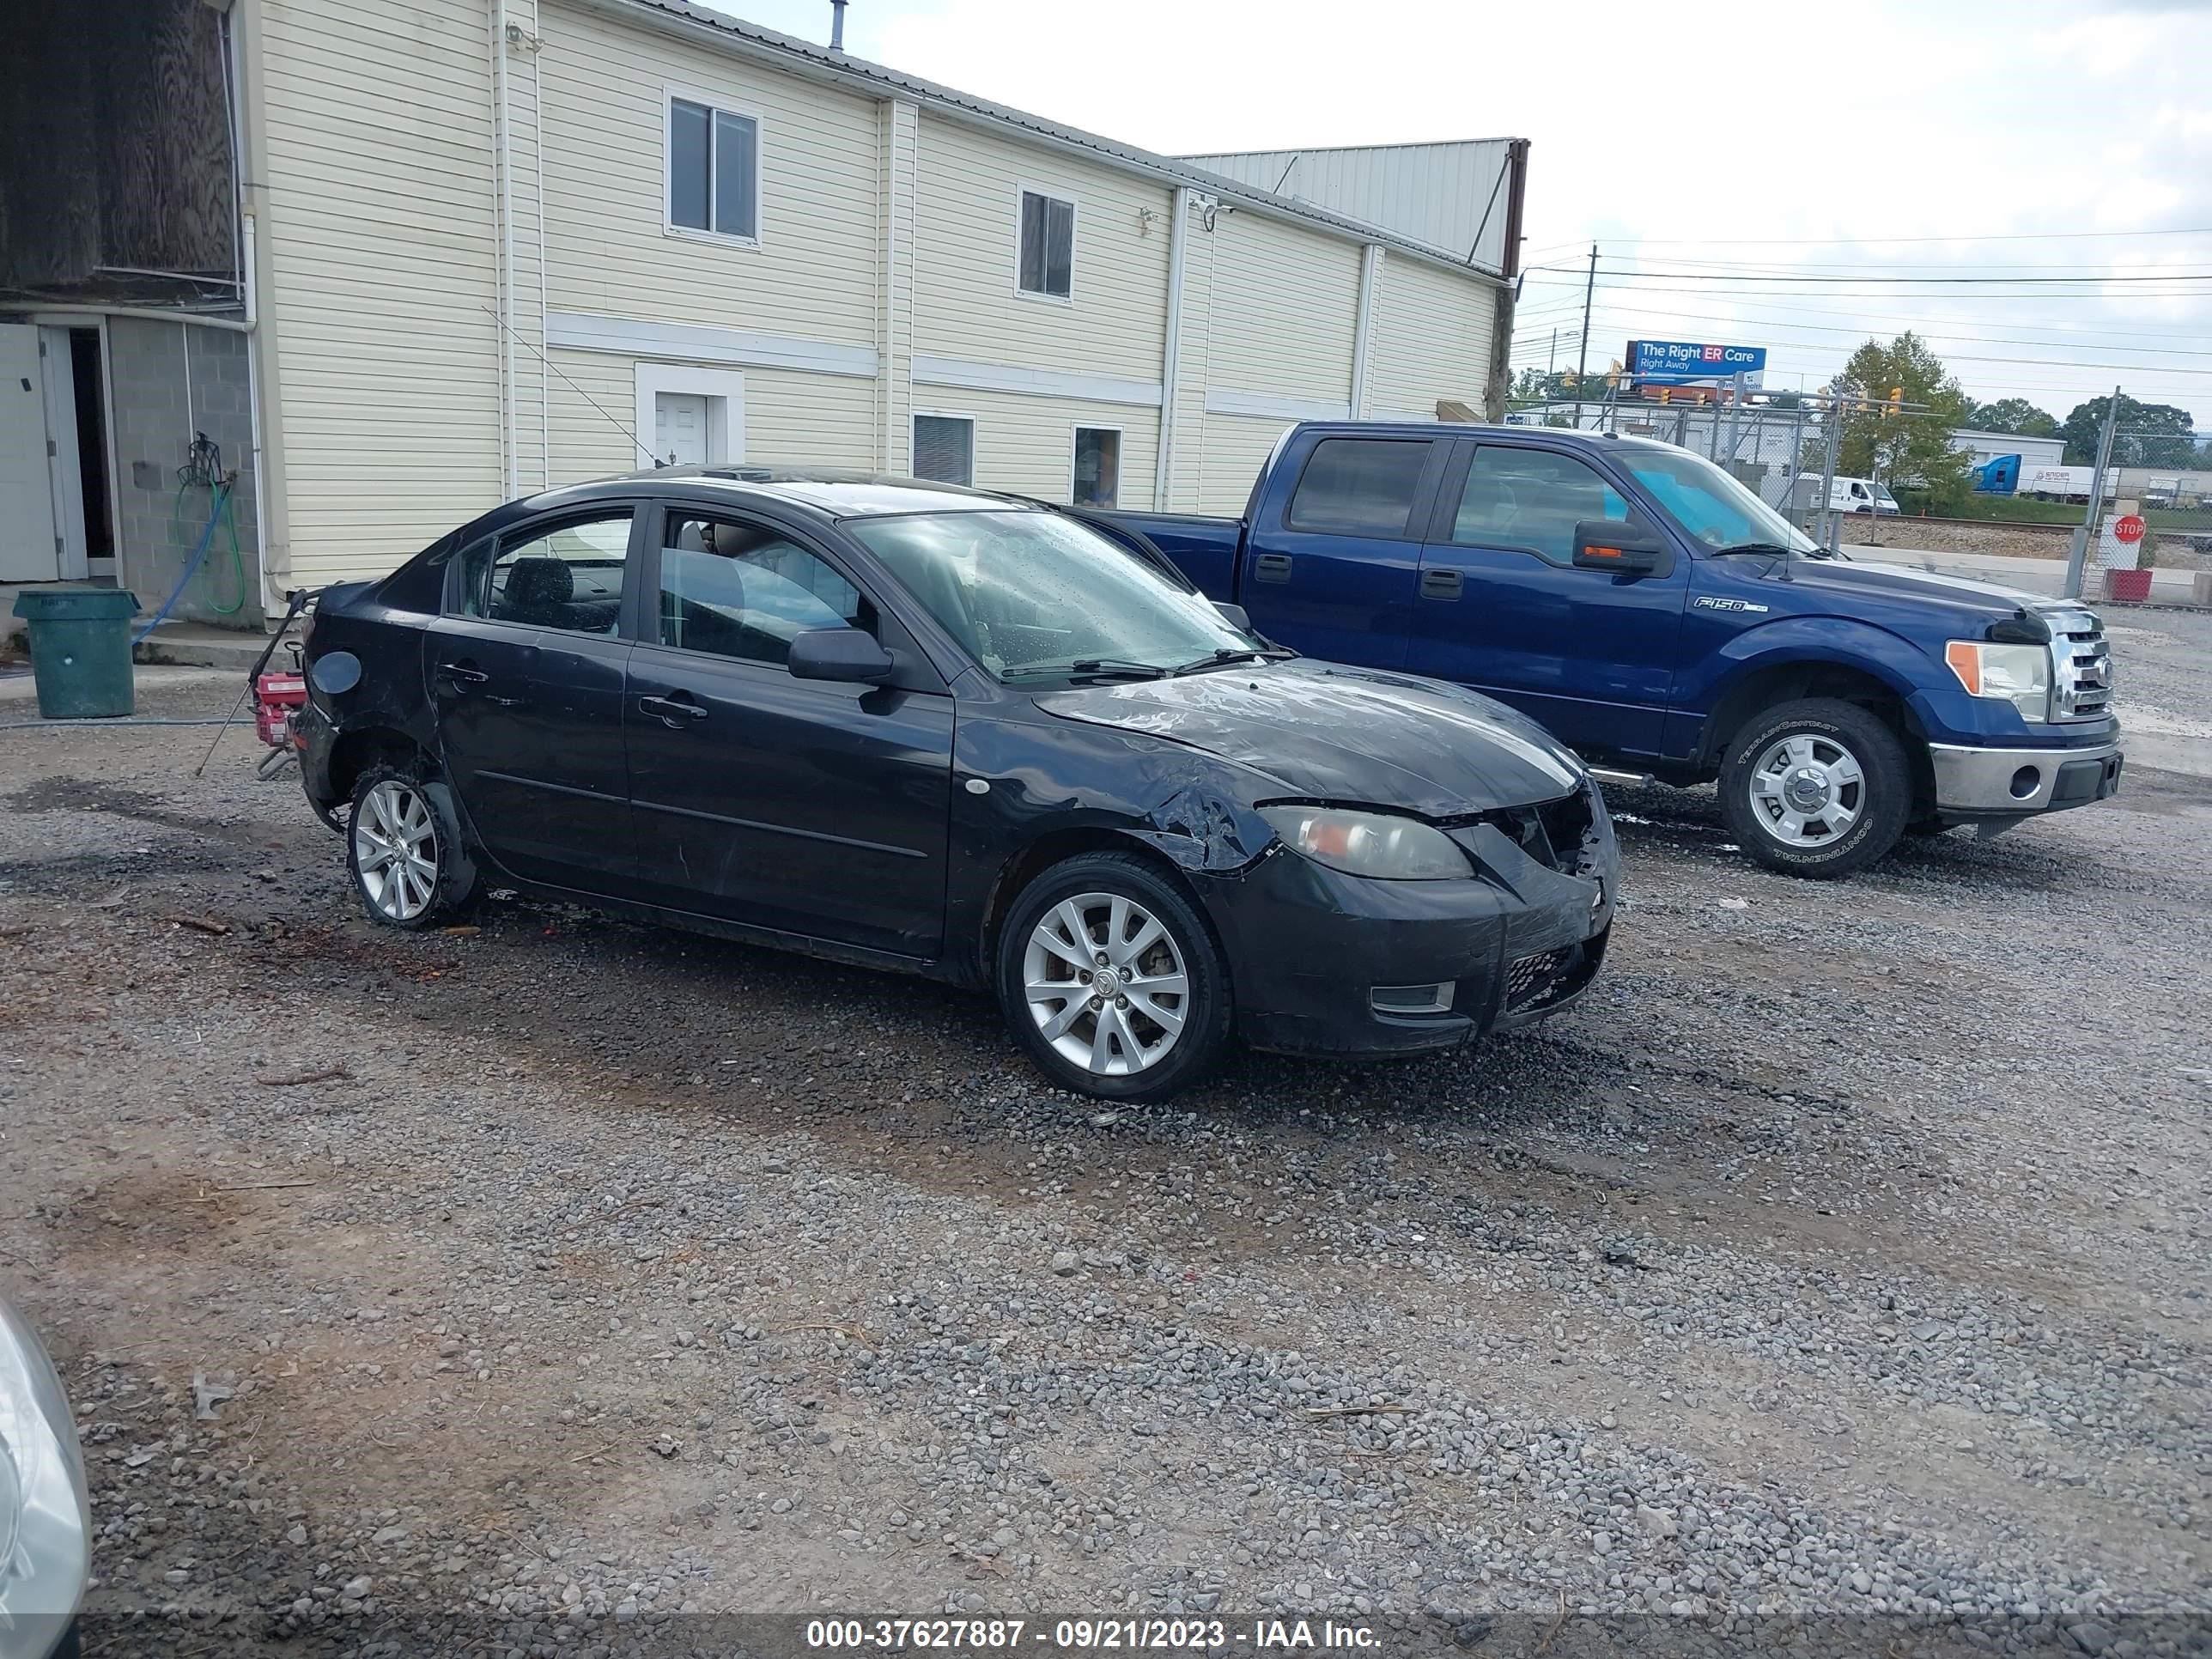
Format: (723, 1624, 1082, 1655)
(996, 851, 1233, 1102)
(1718, 699, 1911, 879)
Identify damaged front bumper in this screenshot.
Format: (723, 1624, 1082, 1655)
(1197, 788, 1618, 1060)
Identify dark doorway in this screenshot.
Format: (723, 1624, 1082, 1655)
(68, 327, 112, 564)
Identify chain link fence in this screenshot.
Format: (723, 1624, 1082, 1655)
(1509, 399, 1826, 528)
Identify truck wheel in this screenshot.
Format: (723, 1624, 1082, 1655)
(996, 852, 1232, 1102)
(1719, 700, 1911, 879)
(348, 763, 478, 928)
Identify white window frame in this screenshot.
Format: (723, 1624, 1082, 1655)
(635, 362, 746, 467)
(664, 84, 765, 249)
(1012, 183, 1077, 306)
(911, 409, 976, 487)
(1069, 422, 1124, 507)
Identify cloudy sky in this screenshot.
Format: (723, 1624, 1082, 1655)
(716, 0, 2212, 429)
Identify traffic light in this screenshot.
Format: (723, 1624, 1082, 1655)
(1887, 386, 1903, 416)
(1657, 386, 1670, 405)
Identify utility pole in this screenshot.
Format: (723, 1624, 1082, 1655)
(1547, 328, 1557, 376)
(1818, 383, 1848, 550)
(2064, 384, 2122, 600)
(1574, 244, 1595, 429)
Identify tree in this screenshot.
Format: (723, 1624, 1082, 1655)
(1964, 397, 2058, 437)
(1834, 332, 1973, 510)
(2060, 395, 2198, 467)
(1510, 367, 1614, 407)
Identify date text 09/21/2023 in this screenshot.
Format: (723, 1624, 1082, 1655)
(803, 1617, 1381, 1650)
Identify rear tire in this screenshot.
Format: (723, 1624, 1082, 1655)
(348, 764, 477, 928)
(1719, 699, 1911, 879)
(995, 852, 1232, 1102)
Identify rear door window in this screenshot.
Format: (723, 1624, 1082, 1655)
(1285, 439, 1433, 538)
(459, 510, 635, 633)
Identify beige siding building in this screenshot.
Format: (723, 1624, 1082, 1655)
(2, 0, 1525, 619)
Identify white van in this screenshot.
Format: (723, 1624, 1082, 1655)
(1826, 476, 1900, 515)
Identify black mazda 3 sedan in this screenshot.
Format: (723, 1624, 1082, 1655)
(296, 469, 1617, 1100)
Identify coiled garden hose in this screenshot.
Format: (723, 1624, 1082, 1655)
(133, 478, 243, 644)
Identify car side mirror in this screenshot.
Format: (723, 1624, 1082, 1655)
(1214, 601, 1254, 631)
(787, 626, 895, 684)
(1571, 521, 1668, 574)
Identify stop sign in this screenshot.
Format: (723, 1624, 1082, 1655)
(2115, 514, 2146, 544)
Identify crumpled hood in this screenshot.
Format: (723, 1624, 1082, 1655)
(1771, 556, 2081, 625)
(1035, 659, 1585, 817)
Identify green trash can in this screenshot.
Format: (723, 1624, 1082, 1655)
(11, 586, 141, 720)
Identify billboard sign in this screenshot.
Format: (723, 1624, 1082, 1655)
(1627, 340, 1767, 386)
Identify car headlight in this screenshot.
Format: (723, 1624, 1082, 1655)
(0, 1297, 90, 1650)
(1944, 640, 2050, 723)
(1258, 805, 1471, 879)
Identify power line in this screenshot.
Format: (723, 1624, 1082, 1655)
(1541, 300, 2212, 357)
(1543, 289, 2212, 344)
(1590, 225, 2212, 248)
(1522, 275, 2212, 305)
(1527, 264, 2212, 288)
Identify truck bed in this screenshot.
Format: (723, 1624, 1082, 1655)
(1092, 510, 1246, 597)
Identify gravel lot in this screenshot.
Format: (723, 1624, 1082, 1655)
(2, 617, 2208, 1657)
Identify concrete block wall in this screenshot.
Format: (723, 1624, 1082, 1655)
(106, 316, 262, 628)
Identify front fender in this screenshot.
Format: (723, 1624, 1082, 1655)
(1666, 616, 1937, 763)
(943, 710, 1279, 983)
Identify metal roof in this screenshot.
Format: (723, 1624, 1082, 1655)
(580, 0, 1511, 287)
(1180, 142, 1520, 270)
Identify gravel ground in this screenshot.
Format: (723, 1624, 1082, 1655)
(2, 627, 2208, 1659)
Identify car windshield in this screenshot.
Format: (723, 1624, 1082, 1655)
(1618, 445, 1820, 555)
(847, 509, 1265, 679)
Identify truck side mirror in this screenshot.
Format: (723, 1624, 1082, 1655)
(1571, 521, 1668, 575)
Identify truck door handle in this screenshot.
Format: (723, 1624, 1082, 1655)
(638, 693, 708, 726)
(1254, 552, 1293, 584)
(437, 662, 489, 687)
(1420, 568, 1464, 601)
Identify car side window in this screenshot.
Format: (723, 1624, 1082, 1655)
(464, 511, 634, 633)
(1285, 439, 1432, 538)
(1451, 447, 1632, 568)
(659, 514, 876, 667)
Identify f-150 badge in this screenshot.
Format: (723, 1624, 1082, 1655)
(1694, 597, 1771, 613)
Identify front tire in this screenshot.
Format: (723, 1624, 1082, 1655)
(995, 852, 1231, 1102)
(348, 764, 477, 928)
(1719, 699, 1911, 879)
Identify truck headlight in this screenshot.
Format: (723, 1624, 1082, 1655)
(1259, 806, 1471, 879)
(0, 1297, 91, 1650)
(1944, 640, 2050, 723)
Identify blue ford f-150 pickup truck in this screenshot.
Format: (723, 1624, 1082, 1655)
(1097, 422, 2122, 878)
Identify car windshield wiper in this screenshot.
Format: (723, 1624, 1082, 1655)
(1002, 658, 1168, 682)
(1709, 540, 1810, 558)
(1169, 646, 1298, 676)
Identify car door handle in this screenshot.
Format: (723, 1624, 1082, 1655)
(638, 693, 708, 726)
(1254, 552, 1293, 584)
(1419, 568, 1463, 602)
(437, 662, 489, 686)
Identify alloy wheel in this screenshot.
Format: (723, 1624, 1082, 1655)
(1021, 892, 1189, 1078)
(1747, 732, 1864, 848)
(354, 779, 441, 921)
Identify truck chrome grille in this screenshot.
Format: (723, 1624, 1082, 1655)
(2046, 609, 2112, 722)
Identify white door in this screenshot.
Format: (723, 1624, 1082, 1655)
(654, 392, 710, 467)
(0, 324, 60, 582)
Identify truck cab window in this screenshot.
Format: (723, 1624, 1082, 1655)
(1453, 448, 1629, 567)
(1285, 439, 1432, 538)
